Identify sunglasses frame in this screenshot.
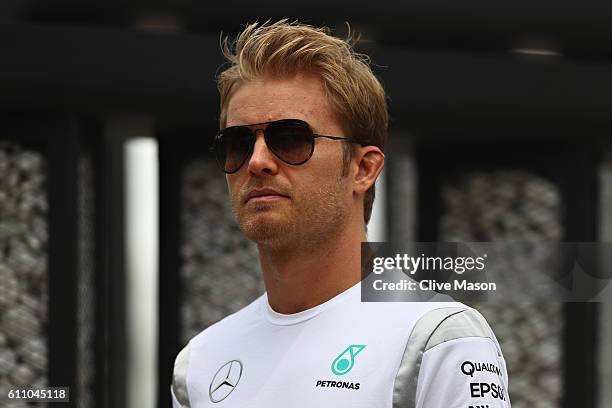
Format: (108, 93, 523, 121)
(210, 118, 362, 174)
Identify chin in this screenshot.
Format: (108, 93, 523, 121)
(239, 216, 293, 245)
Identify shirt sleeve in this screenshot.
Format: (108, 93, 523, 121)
(172, 343, 192, 408)
(171, 387, 182, 408)
(415, 336, 511, 408)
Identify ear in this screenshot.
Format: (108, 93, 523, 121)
(353, 146, 385, 195)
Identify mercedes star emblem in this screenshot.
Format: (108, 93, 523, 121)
(209, 360, 243, 403)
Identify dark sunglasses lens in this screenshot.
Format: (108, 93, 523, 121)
(216, 127, 253, 173)
(266, 121, 313, 164)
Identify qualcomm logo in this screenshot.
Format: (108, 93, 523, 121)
(331, 344, 366, 375)
(209, 360, 243, 403)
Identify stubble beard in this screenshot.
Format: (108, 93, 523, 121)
(231, 175, 350, 251)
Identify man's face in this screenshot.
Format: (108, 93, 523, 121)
(225, 72, 354, 247)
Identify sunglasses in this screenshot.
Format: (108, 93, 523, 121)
(211, 119, 362, 174)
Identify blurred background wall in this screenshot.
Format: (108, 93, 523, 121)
(1, 1, 612, 407)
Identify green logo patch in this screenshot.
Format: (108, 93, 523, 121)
(331, 345, 366, 375)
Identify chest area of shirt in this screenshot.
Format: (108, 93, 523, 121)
(188, 321, 412, 407)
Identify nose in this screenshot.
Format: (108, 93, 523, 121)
(246, 130, 279, 175)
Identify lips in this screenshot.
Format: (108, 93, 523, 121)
(244, 188, 289, 203)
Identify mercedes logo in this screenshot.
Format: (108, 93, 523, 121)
(209, 360, 243, 403)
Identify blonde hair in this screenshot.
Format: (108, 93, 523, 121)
(217, 20, 388, 225)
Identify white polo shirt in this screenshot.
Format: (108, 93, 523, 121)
(172, 282, 510, 407)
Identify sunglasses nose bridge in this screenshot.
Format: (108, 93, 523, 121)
(246, 129, 278, 173)
(251, 129, 267, 151)
(251, 127, 268, 151)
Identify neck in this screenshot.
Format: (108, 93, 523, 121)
(259, 220, 366, 314)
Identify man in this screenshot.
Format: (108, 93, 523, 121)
(172, 20, 510, 407)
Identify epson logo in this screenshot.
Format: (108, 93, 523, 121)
(315, 380, 361, 390)
(470, 382, 506, 401)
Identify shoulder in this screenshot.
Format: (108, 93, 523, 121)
(415, 308, 510, 406)
(394, 305, 510, 407)
(421, 306, 502, 353)
(172, 343, 192, 408)
(190, 293, 264, 344)
(170, 294, 265, 408)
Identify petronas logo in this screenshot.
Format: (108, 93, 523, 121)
(331, 345, 366, 376)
